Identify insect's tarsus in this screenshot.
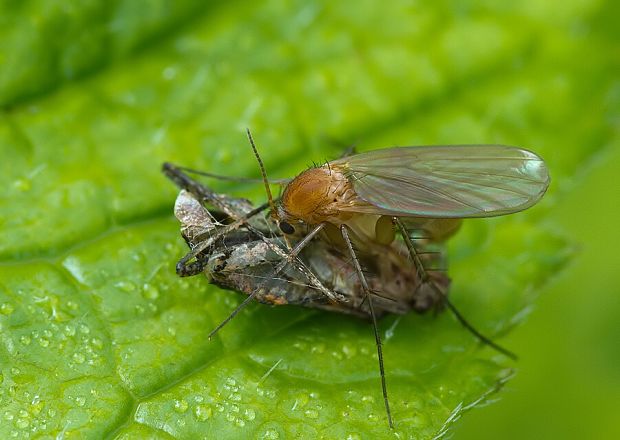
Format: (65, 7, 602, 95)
(443, 298, 518, 361)
(394, 217, 517, 361)
(340, 225, 394, 429)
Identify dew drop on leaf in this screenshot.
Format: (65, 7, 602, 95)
(262, 428, 280, 439)
(193, 404, 212, 421)
(304, 409, 319, 419)
(244, 408, 256, 421)
(15, 418, 29, 429)
(0, 303, 14, 315)
(142, 283, 159, 300)
(173, 399, 188, 413)
(38, 338, 50, 348)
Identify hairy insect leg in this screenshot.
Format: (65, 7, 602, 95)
(340, 225, 394, 429)
(393, 218, 517, 360)
(208, 223, 327, 339)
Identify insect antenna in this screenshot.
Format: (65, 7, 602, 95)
(340, 225, 394, 429)
(176, 166, 291, 185)
(246, 128, 277, 217)
(394, 218, 517, 361)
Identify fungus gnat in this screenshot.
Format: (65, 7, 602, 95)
(163, 129, 549, 428)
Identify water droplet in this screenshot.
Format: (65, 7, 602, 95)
(0, 303, 14, 315)
(30, 401, 43, 416)
(115, 281, 136, 292)
(167, 326, 176, 336)
(342, 344, 357, 358)
(42, 329, 52, 338)
(194, 404, 212, 421)
(63, 326, 76, 337)
(38, 338, 50, 347)
(311, 343, 325, 354)
(331, 351, 343, 361)
(304, 409, 319, 419)
(15, 418, 29, 429)
(226, 377, 237, 387)
(244, 408, 256, 421)
(367, 413, 378, 422)
(262, 428, 280, 439)
(194, 395, 204, 403)
(4, 411, 14, 421)
(235, 417, 246, 427)
(173, 399, 189, 413)
(142, 283, 160, 300)
(230, 404, 239, 413)
(66, 301, 78, 311)
(19, 335, 31, 346)
(346, 434, 361, 440)
(215, 403, 224, 412)
(361, 395, 374, 403)
(230, 393, 241, 402)
(79, 324, 90, 334)
(91, 338, 103, 349)
(73, 353, 85, 364)
(75, 396, 86, 407)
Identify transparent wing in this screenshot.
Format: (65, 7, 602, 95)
(332, 145, 549, 218)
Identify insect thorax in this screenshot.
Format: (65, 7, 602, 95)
(281, 166, 356, 225)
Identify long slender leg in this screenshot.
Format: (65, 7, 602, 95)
(340, 225, 394, 429)
(394, 217, 517, 360)
(208, 223, 326, 339)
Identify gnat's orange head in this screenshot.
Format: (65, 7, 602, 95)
(246, 129, 355, 236)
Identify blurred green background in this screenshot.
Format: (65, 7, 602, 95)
(0, 0, 618, 438)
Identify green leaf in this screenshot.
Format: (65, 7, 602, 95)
(0, 0, 614, 438)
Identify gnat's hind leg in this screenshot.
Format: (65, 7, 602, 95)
(393, 217, 517, 360)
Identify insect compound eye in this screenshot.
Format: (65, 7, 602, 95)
(279, 221, 295, 235)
